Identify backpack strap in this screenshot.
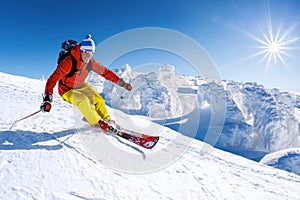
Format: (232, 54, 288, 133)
(86, 60, 93, 72)
(66, 56, 92, 77)
(65, 54, 78, 78)
(59, 54, 78, 88)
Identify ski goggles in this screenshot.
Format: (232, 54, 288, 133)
(80, 49, 94, 55)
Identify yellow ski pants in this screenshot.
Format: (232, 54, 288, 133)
(61, 83, 110, 126)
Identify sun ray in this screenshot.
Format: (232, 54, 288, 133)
(274, 22, 282, 43)
(277, 18, 300, 43)
(277, 51, 286, 65)
(266, 0, 274, 43)
(280, 37, 299, 46)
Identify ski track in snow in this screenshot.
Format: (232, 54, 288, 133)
(0, 72, 300, 199)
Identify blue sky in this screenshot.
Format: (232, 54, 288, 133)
(0, 0, 299, 91)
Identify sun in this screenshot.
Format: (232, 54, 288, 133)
(249, 26, 297, 70)
(215, 0, 299, 72)
(268, 42, 280, 53)
(252, 32, 286, 68)
(247, 2, 299, 71)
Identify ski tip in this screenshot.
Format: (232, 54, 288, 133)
(151, 136, 160, 149)
(144, 136, 160, 149)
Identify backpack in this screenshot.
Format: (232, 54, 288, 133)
(57, 39, 92, 79)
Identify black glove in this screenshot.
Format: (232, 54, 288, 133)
(40, 93, 52, 112)
(118, 78, 132, 91)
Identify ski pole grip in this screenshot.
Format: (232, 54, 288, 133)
(41, 101, 52, 112)
(118, 78, 132, 91)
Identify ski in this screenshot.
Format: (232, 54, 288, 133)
(99, 120, 159, 149)
(116, 129, 159, 149)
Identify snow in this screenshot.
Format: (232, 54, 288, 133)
(260, 148, 300, 176)
(101, 65, 300, 153)
(295, 108, 300, 121)
(1, 71, 300, 199)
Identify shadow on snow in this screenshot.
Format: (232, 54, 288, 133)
(0, 129, 77, 151)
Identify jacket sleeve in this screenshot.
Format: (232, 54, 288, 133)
(44, 56, 73, 95)
(91, 58, 120, 84)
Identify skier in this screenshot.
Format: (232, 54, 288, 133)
(40, 34, 132, 130)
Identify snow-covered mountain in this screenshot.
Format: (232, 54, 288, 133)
(97, 65, 300, 156)
(260, 148, 300, 176)
(1, 71, 300, 199)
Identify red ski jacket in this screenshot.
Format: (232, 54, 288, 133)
(45, 45, 120, 96)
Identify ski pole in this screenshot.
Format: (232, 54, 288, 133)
(9, 109, 42, 131)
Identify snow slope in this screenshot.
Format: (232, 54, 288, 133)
(1, 72, 300, 199)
